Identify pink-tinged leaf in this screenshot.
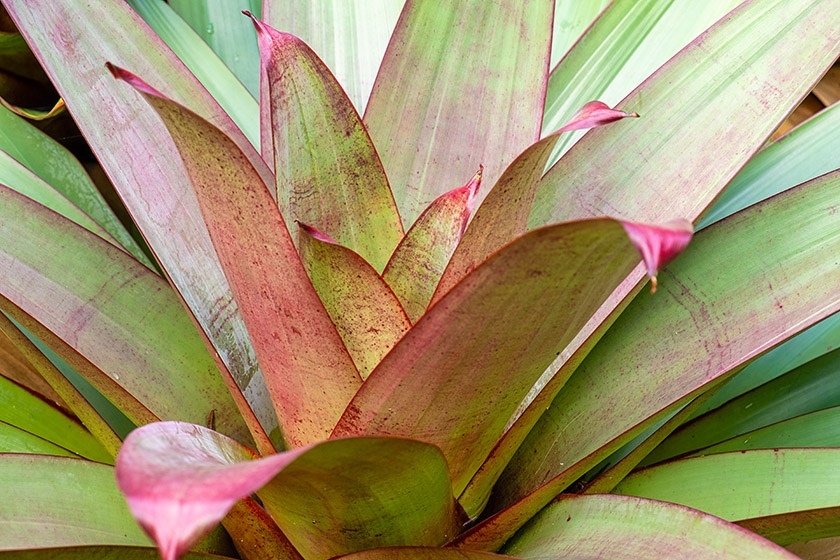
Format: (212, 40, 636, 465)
(452, 170, 840, 552)
(0, 185, 252, 445)
(110, 66, 361, 448)
(0, 547, 232, 559)
(364, 0, 552, 228)
(116, 422, 458, 560)
(621, 219, 693, 293)
(5, 0, 278, 452)
(298, 223, 411, 379)
(556, 100, 639, 133)
(383, 169, 482, 323)
(336, 548, 515, 559)
(222, 498, 304, 560)
(333, 217, 690, 497)
(248, 13, 404, 273)
(432, 136, 560, 305)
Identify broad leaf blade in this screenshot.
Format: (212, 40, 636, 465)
(383, 170, 481, 322)
(454, 170, 840, 551)
(0, 421, 79, 458)
(337, 549, 512, 560)
(5, 0, 277, 450)
(333, 218, 688, 500)
(298, 224, 410, 379)
(116, 422, 458, 560)
(251, 15, 403, 271)
(0, 185, 252, 445)
(0, 548, 234, 560)
(500, 494, 799, 559)
(364, 0, 552, 228)
(262, 0, 404, 113)
(113, 67, 361, 448)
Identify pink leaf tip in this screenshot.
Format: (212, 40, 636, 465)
(105, 62, 166, 99)
(297, 220, 337, 244)
(556, 100, 640, 134)
(621, 218, 693, 293)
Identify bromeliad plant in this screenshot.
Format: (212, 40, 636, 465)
(1, 1, 840, 559)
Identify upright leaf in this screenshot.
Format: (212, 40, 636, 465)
(112, 66, 361, 447)
(249, 14, 403, 271)
(383, 170, 481, 322)
(364, 0, 552, 228)
(5, 0, 278, 449)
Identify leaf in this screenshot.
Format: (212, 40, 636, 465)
(111, 65, 361, 447)
(333, 218, 690, 502)
(0, 548, 235, 560)
(261, 0, 404, 113)
(116, 422, 458, 560)
(5, 0, 277, 451)
(614, 449, 840, 544)
(644, 347, 840, 465)
(549, 0, 611, 69)
(453, 169, 840, 551)
(364, 0, 552, 228)
(555, 100, 639, 133)
(0, 315, 67, 409)
(383, 169, 482, 322)
(532, 0, 840, 229)
(298, 223, 410, 379)
(0, 185, 252, 445)
(621, 219, 693, 293)
(500, 494, 799, 559)
(126, 0, 260, 148)
(0, 421, 79, 458)
(336, 549, 513, 560)
(248, 14, 404, 271)
(221, 498, 304, 560)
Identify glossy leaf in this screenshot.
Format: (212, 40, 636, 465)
(0, 102, 150, 266)
(298, 223, 410, 379)
(645, 347, 840, 465)
(126, 0, 259, 147)
(364, 0, 552, 228)
(532, 0, 840, 228)
(0, 185, 252, 445)
(500, 494, 798, 559)
(383, 170, 481, 322)
(249, 14, 403, 271)
(116, 422, 458, 560)
(5, 0, 277, 450)
(113, 66, 361, 447)
(333, 218, 690, 500)
(262, 0, 404, 113)
(454, 170, 840, 551)
(615, 448, 840, 544)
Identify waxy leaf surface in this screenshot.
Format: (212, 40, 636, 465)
(4, 0, 277, 449)
(0, 186, 251, 444)
(115, 68, 361, 448)
(383, 170, 481, 323)
(364, 0, 552, 228)
(251, 15, 403, 271)
(298, 224, 410, 379)
(500, 494, 798, 559)
(117, 422, 458, 560)
(333, 218, 689, 498)
(455, 169, 840, 551)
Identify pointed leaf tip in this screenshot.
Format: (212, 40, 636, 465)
(297, 220, 337, 244)
(622, 218, 693, 293)
(557, 100, 640, 134)
(105, 62, 165, 98)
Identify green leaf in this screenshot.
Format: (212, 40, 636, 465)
(298, 224, 410, 379)
(116, 422, 458, 560)
(262, 0, 404, 113)
(0, 103, 152, 267)
(364, 0, 552, 228)
(614, 449, 840, 544)
(532, 0, 840, 228)
(113, 66, 361, 448)
(0, 374, 109, 463)
(167, 0, 262, 98)
(542, 0, 742, 166)
(0, 421, 79, 458)
(383, 170, 481, 322)
(127, 0, 260, 147)
(333, 218, 670, 502)
(549, 0, 611, 69)
(645, 347, 840, 465)
(453, 169, 840, 551)
(250, 14, 404, 271)
(0, 455, 152, 549)
(5, 0, 277, 451)
(0, 185, 252, 445)
(500, 494, 799, 559)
